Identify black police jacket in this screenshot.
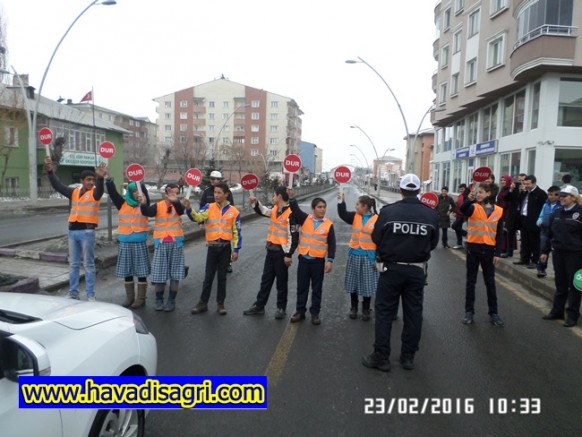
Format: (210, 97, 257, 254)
(542, 204, 582, 254)
(372, 197, 439, 263)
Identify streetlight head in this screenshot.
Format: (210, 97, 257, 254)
(345, 59, 358, 64)
(100, 1, 117, 5)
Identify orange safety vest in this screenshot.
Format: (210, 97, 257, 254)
(298, 215, 333, 258)
(68, 187, 99, 225)
(117, 202, 149, 235)
(349, 214, 378, 251)
(467, 204, 503, 246)
(266, 207, 292, 246)
(205, 203, 239, 242)
(153, 201, 184, 239)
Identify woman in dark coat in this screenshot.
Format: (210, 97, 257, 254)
(436, 186, 456, 248)
(496, 174, 519, 257)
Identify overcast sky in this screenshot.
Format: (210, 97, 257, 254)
(2, 0, 437, 172)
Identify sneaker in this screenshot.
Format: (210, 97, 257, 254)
(542, 312, 564, 320)
(452, 245, 463, 250)
(66, 294, 80, 300)
(243, 305, 265, 316)
(349, 307, 358, 320)
(274, 308, 286, 320)
(490, 314, 504, 327)
(87, 296, 96, 302)
(290, 312, 305, 323)
(361, 309, 371, 322)
(217, 303, 227, 316)
(191, 301, 208, 314)
(164, 299, 176, 312)
(537, 270, 547, 278)
(154, 299, 164, 311)
(311, 314, 321, 325)
(399, 354, 415, 370)
(227, 265, 233, 273)
(362, 352, 391, 372)
(462, 312, 474, 325)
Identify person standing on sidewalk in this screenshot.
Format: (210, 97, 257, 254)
(337, 192, 378, 321)
(496, 175, 519, 258)
(515, 175, 547, 268)
(288, 190, 336, 326)
(188, 182, 241, 316)
(451, 183, 468, 249)
(242, 187, 299, 319)
(362, 174, 438, 372)
(436, 186, 456, 248)
(105, 177, 151, 308)
(199, 171, 235, 273)
(540, 185, 582, 328)
(460, 182, 505, 327)
(44, 156, 106, 301)
(536, 186, 561, 278)
(140, 183, 186, 312)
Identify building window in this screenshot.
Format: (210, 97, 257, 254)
(270, 113, 278, 121)
(453, 30, 462, 53)
(251, 125, 259, 132)
(500, 151, 521, 177)
(223, 101, 229, 109)
(269, 138, 279, 145)
(269, 149, 278, 157)
(209, 101, 215, 108)
(455, 0, 464, 14)
(487, 34, 505, 70)
(251, 112, 260, 120)
(515, 0, 574, 49)
(453, 160, 463, 192)
(443, 7, 452, 30)
(164, 101, 171, 108)
(467, 113, 478, 145)
(270, 125, 278, 133)
(180, 112, 187, 120)
(439, 82, 448, 105)
(465, 58, 477, 84)
(558, 78, 582, 127)
(554, 148, 582, 187)
(490, 0, 507, 15)
(3, 126, 18, 147)
(208, 113, 214, 120)
(180, 136, 187, 144)
(531, 82, 540, 129)
(164, 125, 172, 131)
(502, 90, 526, 136)
(251, 137, 259, 145)
(454, 120, 465, 149)
(441, 45, 450, 69)
(180, 124, 187, 132)
(251, 100, 260, 108)
(482, 103, 498, 141)
(444, 126, 453, 152)
(208, 125, 215, 132)
(468, 9, 480, 37)
(451, 73, 460, 95)
(442, 161, 451, 188)
(250, 149, 259, 156)
(271, 101, 279, 108)
(180, 100, 188, 108)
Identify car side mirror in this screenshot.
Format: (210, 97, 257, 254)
(0, 335, 51, 382)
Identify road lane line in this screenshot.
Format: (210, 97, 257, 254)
(265, 323, 299, 386)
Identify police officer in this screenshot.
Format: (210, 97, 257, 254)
(540, 185, 582, 328)
(362, 174, 438, 372)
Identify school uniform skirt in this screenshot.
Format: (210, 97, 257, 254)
(116, 241, 151, 278)
(151, 242, 185, 283)
(344, 253, 379, 297)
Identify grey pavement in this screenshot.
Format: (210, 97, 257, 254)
(0, 185, 557, 305)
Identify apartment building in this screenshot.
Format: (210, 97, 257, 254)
(153, 77, 303, 183)
(431, 0, 582, 192)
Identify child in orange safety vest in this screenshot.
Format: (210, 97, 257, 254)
(288, 189, 336, 325)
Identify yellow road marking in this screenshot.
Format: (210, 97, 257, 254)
(265, 323, 299, 386)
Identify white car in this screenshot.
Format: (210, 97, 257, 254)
(0, 292, 157, 437)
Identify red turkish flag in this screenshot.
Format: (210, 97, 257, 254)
(80, 91, 93, 102)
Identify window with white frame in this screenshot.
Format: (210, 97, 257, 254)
(271, 101, 279, 108)
(164, 113, 171, 120)
(270, 113, 278, 121)
(251, 149, 259, 156)
(208, 125, 215, 132)
(235, 125, 244, 132)
(251, 100, 260, 108)
(482, 103, 498, 141)
(558, 78, 582, 127)
(531, 82, 540, 129)
(269, 149, 277, 156)
(209, 101, 215, 108)
(3, 126, 18, 147)
(180, 136, 187, 144)
(180, 124, 187, 132)
(251, 125, 259, 132)
(502, 90, 526, 136)
(465, 58, 477, 84)
(455, 0, 464, 14)
(164, 101, 171, 108)
(468, 9, 480, 37)
(443, 7, 451, 30)
(467, 113, 478, 145)
(164, 125, 172, 131)
(270, 125, 278, 133)
(269, 138, 279, 145)
(454, 120, 465, 149)
(441, 45, 450, 69)
(444, 126, 453, 152)
(222, 113, 229, 120)
(251, 137, 259, 145)
(490, 0, 506, 15)
(223, 101, 229, 109)
(487, 34, 505, 69)
(453, 30, 462, 53)
(439, 82, 448, 105)
(251, 112, 260, 120)
(180, 112, 187, 120)
(451, 73, 460, 95)
(180, 100, 188, 108)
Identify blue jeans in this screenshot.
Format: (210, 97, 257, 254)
(68, 230, 96, 298)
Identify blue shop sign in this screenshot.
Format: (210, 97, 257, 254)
(455, 147, 470, 159)
(475, 140, 497, 156)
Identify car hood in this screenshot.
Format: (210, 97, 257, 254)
(0, 292, 128, 330)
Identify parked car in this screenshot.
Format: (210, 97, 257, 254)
(0, 292, 157, 437)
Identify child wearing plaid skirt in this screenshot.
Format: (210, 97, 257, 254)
(337, 192, 379, 321)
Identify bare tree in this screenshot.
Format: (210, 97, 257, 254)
(156, 146, 172, 188)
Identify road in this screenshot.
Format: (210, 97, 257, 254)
(51, 186, 582, 436)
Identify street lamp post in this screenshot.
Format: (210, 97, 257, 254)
(28, 0, 116, 202)
(350, 124, 381, 197)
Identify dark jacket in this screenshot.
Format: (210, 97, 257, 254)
(542, 204, 582, 254)
(199, 185, 234, 208)
(253, 200, 299, 257)
(496, 187, 519, 232)
(517, 186, 548, 231)
(289, 198, 336, 260)
(436, 194, 455, 228)
(372, 197, 439, 264)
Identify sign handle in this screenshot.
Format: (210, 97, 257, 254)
(339, 184, 344, 200)
(45, 145, 50, 157)
(249, 189, 254, 198)
(185, 185, 192, 200)
(287, 172, 293, 189)
(136, 181, 143, 197)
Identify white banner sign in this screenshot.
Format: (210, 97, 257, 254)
(59, 152, 106, 167)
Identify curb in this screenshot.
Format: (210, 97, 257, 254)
(0, 275, 40, 294)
